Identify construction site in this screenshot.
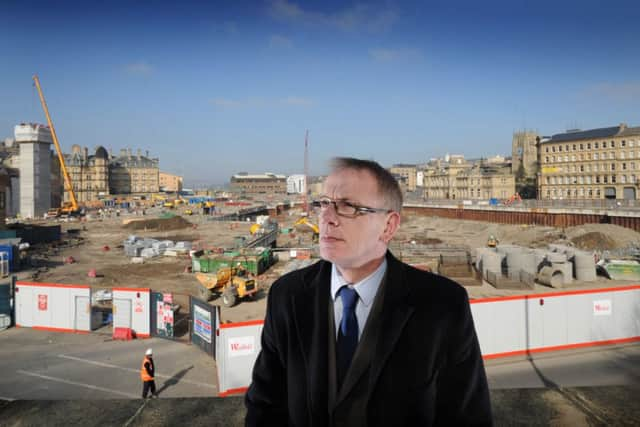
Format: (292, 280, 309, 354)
(1, 76, 640, 426)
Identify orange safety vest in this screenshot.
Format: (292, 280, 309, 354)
(140, 356, 154, 381)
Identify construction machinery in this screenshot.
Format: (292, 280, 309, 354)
(194, 264, 258, 307)
(33, 75, 81, 216)
(503, 192, 522, 206)
(294, 216, 319, 242)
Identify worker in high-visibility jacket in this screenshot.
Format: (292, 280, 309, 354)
(140, 348, 157, 399)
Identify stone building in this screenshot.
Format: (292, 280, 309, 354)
(109, 149, 159, 195)
(511, 130, 539, 178)
(230, 173, 287, 195)
(422, 155, 515, 200)
(64, 145, 109, 203)
(538, 123, 640, 200)
(159, 172, 183, 193)
(389, 164, 417, 192)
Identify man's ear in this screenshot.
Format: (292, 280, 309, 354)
(380, 211, 401, 244)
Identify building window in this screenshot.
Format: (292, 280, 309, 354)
(571, 155, 576, 162)
(623, 163, 627, 170)
(596, 176, 600, 183)
(632, 163, 636, 170)
(611, 141, 615, 147)
(552, 146, 557, 152)
(612, 175, 616, 183)
(622, 175, 627, 183)
(587, 143, 592, 149)
(610, 152, 615, 159)
(595, 142, 599, 149)
(621, 152, 626, 159)
(594, 153, 599, 160)
(579, 154, 583, 161)
(632, 175, 637, 183)
(545, 147, 549, 153)
(579, 188, 584, 196)
(611, 163, 616, 171)
(586, 164, 591, 172)
(565, 145, 569, 151)
(545, 156, 549, 163)
(578, 176, 584, 184)
(572, 144, 576, 150)
(564, 155, 569, 162)
(546, 177, 550, 184)
(604, 176, 608, 183)
(622, 140, 626, 147)
(580, 143, 584, 150)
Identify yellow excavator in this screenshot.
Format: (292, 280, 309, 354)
(294, 216, 319, 242)
(33, 75, 81, 217)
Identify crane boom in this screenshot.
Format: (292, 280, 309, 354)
(32, 74, 79, 212)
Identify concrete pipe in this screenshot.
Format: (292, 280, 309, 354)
(538, 265, 564, 288)
(552, 262, 573, 284)
(482, 251, 504, 280)
(506, 250, 524, 279)
(546, 252, 567, 263)
(519, 250, 538, 274)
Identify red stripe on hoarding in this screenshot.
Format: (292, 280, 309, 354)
(471, 284, 640, 304)
(32, 326, 89, 334)
(218, 387, 248, 397)
(219, 320, 264, 329)
(112, 288, 150, 292)
(483, 336, 640, 360)
(16, 281, 90, 289)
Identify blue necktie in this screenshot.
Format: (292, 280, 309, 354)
(336, 285, 359, 387)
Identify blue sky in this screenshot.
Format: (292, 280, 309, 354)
(1, 0, 639, 187)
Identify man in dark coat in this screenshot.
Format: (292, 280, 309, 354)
(246, 158, 492, 426)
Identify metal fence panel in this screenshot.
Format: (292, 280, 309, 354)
(190, 296, 217, 358)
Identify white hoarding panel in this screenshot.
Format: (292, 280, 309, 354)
(15, 282, 91, 332)
(471, 286, 640, 359)
(217, 321, 263, 396)
(113, 288, 150, 337)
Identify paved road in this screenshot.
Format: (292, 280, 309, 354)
(485, 344, 640, 389)
(1, 327, 639, 402)
(0, 328, 218, 400)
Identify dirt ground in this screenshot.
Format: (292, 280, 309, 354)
(21, 206, 640, 322)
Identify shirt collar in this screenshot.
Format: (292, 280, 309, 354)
(330, 258, 387, 308)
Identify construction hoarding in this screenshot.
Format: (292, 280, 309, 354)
(15, 281, 91, 332)
(217, 320, 263, 396)
(471, 285, 640, 358)
(112, 288, 150, 338)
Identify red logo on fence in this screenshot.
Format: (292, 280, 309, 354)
(38, 294, 48, 311)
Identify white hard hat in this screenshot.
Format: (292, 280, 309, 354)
(145, 348, 153, 356)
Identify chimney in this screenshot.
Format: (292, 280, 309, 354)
(137, 148, 141, 158)
(620, 123, 627, 131)
(146, 150, 149, 158)
(83, 147, 88, 160)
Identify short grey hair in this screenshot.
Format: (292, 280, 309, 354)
(330, 157, 403, 213)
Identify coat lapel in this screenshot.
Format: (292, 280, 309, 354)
(369, 253, 415, 393)
(292, 261, 332, 423)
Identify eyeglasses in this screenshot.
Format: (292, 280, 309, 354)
(311, 197, 392, 218)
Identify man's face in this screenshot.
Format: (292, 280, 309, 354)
(318, 168, 395, 270)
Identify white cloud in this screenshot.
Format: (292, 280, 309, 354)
(268, 0, 398, 33)
(582, 81, 640, 103)
(269, 34, 294, 49)
(368, 48, 423, 62)
(124, 61, 154, 76)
